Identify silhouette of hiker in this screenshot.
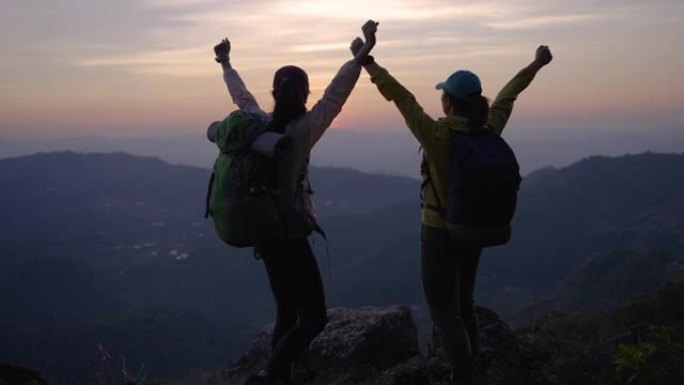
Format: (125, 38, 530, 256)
(352, 35, 553, 384)
(214, 20, 379, 385)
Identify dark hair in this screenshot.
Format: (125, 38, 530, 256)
(268, 66, 309, 134)
(448, 93, 490, 130)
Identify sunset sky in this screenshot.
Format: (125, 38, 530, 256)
(1, 0, 682, 138)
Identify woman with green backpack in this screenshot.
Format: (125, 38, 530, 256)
(212, 20, 378, 385)
(351, 35, 553, 384)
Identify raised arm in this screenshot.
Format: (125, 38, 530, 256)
(487, 45, 553, 134)
(351, 37, 440, 149)
(213, 39, 264, 115)
(302, 20, 379, 147)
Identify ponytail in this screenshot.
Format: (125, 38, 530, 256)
(269, 65, 309, 134)
(465, 95, 490, 130)
(449, 94, 490, 130)
(268, 78, 307, 133)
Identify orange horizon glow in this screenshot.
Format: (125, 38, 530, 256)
(1, 0, 682, 138)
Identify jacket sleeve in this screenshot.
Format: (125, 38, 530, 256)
(222, 66, 266, 116)
(299, 60, 362, 148)
(370, 67, 439, 149)
(487, 65, 538, 135)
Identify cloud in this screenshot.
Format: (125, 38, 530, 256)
(64, 1, 522, 77)
(2, 0, 683, 137)
(77, 48, 205, 67)
(271, 0, 507, 21)
(7, 1, 682, 86)
(485, 13, 601, 30)
(17, 0, 611, 81)
(142, 0, 213, 6)
(290, 42, 350, 53)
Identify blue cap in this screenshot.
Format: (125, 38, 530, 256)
(435, 70, 482, 99)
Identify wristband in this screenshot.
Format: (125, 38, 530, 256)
(215, 52, 229, 63)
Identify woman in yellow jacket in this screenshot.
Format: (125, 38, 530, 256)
(352, 37, 553, 384)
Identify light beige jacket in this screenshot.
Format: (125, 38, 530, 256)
(222, 61, 362, 225)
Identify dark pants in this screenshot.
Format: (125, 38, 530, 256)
(259, 237, 327, 380)
(420, 225, 482, 382)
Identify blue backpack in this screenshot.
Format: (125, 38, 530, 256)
(422, 127, 521, 247)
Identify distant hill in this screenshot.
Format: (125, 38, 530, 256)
(478, 152, 684, 313)
(2, 151, 684, 381)
(514, 248, 684, 321)
(0, 151, 418, 381)
(5, 128, 684, 177)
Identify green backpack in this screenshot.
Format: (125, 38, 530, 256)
(204, 110, 282, 247)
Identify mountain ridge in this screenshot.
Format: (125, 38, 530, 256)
(2, 150, 684, 380)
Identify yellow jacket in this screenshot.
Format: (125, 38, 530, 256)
(370, 65, 539, 228)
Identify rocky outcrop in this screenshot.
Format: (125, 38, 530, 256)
(221, 306, 530, 385)
(218, 278, 684, 385)
(222, 306, 420, 385)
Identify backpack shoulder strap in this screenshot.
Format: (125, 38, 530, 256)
(312, 219, 332, 278)
(204, 171, 216, 218)
(291, 156, 313, 198)
(420, 154, 445, 217)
